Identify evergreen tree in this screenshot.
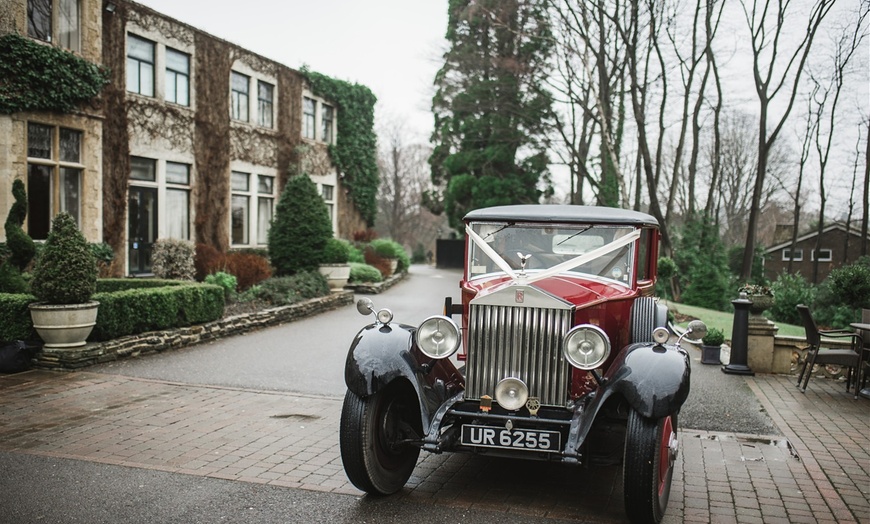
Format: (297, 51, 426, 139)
(268, 175, 334, 276)
(429, 0, 554, 232)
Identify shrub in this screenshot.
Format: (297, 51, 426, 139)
(322, 238, 352, 264)
(195, 243, 225, 281)
(827, 259, 870, 310)
(0, 262, 28, 294)
(769, 273, 815, 325)
(0, 293, 36, 341)
(702, 327, 725, 346)
(30, 213, 96, 304)
(269, 175, 333, 275)
(348, 244, 365, 263)
(90, 242, 115, 277)
(4, 179, 36, 271)
(205, 272, 237, 300)
(91, 283, 224, 341)
(253, 271, 330, 306)
(364, 246, 393, 278)
(349, 262, 383, 283)
(412, 243, 427, 264)
(224, 252, 272, 290)
(681, 262, 730, 312)
(151, 238, 196, 280)
(367, 238, 410, 272)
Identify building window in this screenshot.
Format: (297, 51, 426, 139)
(165, 47, 190, 106)
(782, 248, 803, 262)
(231, 172, 275, 246)
(165, 162, 190, 240)
(231, 171, 250, 245)
(27, 0, 52, 42)
(26, 123, 83, 240)
(303, 97, 316, 139)
(321, 184, 334, 221)
(812, 249, 832, 262)
(321, 104, 333, 143)
(127, 34, 155, 97)
(231, 72, 250, 121)
(257, 175, 275, 244)
(257, 81, 274, 128)
(58, 0, 79, 52)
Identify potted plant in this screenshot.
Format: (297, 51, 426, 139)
(318, 237, 353, 290)
(700, 327, 724, 365)
(738, 283, 774, 317)
(28, 213, 99, 348)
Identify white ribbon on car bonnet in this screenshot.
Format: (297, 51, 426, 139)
(466, 225, 640, 285)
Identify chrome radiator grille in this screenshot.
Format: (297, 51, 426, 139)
(465, 303, 574, 407)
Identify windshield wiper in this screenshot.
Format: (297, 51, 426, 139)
(556, 225, 593, 246)
(481, 223, 514, 241)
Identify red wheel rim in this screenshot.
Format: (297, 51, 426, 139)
(658, 415, 676, 496)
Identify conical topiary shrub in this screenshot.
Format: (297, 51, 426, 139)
(268, 174, 334, 276)
(30, 212, 97, 304)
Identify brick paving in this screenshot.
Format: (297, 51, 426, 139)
(0, 370, 867, 522)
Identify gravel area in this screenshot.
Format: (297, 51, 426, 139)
(680, 342, 781, 435)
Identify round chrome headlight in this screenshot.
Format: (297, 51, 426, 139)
(563, 324, 611, 370)
(415, 315, 460, 359)
(495, 377, 528, 411)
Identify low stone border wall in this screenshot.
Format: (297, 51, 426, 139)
(34, 290, 354, 371)
(344, 270, 407, 294)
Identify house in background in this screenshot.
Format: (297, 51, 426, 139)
(764, 223, 869, 284)
(0, 0, 366, 276)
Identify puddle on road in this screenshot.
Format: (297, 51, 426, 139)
(693, 433, 800, 460)
(270, 413, 320, 421)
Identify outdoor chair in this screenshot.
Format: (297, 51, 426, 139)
(796, 304, 864, 399)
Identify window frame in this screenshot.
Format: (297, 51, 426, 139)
(303, 97, 316, 139)
(230, 171, 275, 247)
(26, 122, 84, 240)
(164, 47, 190, 106)
(782, 248, 804, 262)
(812, 249, 832, 262)
(230, 71, 250, 122)
(127, 33, 156, 97)
(27, 0, 53, 43)
(257, 81, 274, 128)
(321, 104, 334, 144)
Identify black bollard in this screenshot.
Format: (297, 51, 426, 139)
(722, 293, 754, 375)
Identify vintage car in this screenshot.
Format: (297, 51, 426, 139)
(340, 205, 706, 524)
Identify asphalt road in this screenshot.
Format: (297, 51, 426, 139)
(89, 265, 465, 396)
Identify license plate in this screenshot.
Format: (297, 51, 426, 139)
(461, 424, 561, 452)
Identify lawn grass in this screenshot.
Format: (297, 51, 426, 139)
(664, 300, 806, 340)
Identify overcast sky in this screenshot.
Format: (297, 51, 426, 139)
(136, 0, 448, 142)
(134, 0, 866, 216)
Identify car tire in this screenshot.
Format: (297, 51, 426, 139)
(339, 382, 421, 495)
(630, 297, 657, 343)
(623, 408, 677, 524)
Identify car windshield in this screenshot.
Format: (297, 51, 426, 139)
(467, 222, 637, 286)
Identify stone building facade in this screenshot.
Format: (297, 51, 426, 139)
(1, 0, 366, 276)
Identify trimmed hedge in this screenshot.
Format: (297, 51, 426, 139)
(0, 293, 37, 341)
(0, 280, 224, 343)
(90, 283, 224, 341)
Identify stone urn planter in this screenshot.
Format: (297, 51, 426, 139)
(29, 301, 100, 349)
(747, 294, 774, 316)
(318, 263, 351, 290)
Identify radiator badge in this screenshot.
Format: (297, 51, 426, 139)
(515, 290, 524, 303)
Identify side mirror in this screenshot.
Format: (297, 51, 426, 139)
(685, 320, 708, 342)
(356, 298, 375, 316)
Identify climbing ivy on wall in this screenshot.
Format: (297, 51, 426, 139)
(302, 68, 379, 226)
(0, 34, 109, 114)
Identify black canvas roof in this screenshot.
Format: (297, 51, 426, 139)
(464, 205, 658, 227)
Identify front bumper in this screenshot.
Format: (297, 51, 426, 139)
(421, 393, 593, 463)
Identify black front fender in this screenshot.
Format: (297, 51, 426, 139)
(345, 322, 418, 397)
(605, 342, 691, 419)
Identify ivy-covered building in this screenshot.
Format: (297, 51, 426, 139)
(1, 0, 370, 276)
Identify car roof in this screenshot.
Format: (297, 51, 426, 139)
(464, 205, 659, 227)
